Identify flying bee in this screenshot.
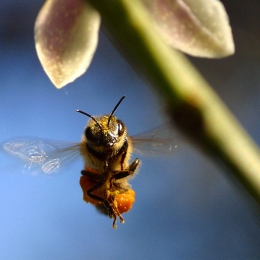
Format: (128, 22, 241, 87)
(77, 96, 140, 228)
(2, 96, 178, 228)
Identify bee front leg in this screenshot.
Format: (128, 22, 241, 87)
(114, 158, 140, 180)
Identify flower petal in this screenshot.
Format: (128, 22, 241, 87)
(142, 0, 234, 58)
(35, 0, 101, 88)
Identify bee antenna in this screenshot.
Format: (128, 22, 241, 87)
(76, 110, 102, 130)
(107, 96, 126, 126)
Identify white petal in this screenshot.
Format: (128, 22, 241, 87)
(35, 0, 101, 88)
(142, 0, 235, 58)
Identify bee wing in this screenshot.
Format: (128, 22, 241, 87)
(131, 125, 180, 156)
(2, 137, 81, 175)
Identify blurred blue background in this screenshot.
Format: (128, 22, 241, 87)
(1, 0, 260, 259)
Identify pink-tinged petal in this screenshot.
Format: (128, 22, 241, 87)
(142, 0, 234, 58)
(35, 0, 100, 88)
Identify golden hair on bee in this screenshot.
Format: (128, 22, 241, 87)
(77, 96, 140, 228)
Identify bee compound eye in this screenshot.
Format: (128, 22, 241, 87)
(117, 122, 125, 136)
(85, 127, 98, 144)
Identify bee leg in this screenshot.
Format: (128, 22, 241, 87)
(83, 172, 119, 223)
(86, 177, 106, 203)
(93, 193, 123, 229)
(128, 158, 140, 174)
(81, 168, 110, 205)
(103, 199, 125, 229)
(103, 200, 123, 229)
(106, 160, 140, 228)
(81, 169, 102, 181)
(114, 158, 140, 180)
(81, 169, 105, 204)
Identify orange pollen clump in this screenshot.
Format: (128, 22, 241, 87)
(116, 189, 135, 214)
(79, 175, 103, 205)
(79, 172, 136, 214)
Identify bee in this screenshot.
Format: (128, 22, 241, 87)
(2, 96, 178, 228)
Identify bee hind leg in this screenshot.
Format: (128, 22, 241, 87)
(84, 175, 123, 227)
(103, 200, 125, 229)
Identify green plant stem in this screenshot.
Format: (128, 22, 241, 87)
(87, 0, 260, 204)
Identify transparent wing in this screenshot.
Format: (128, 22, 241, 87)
(2, 137, 81, 175)
(131, 124, 181, 156)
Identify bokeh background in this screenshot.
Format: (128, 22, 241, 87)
(1, 0, 260, 259)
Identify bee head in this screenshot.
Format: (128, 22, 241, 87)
(84, 115, 126, 147)
(77, 96, 126, 148)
